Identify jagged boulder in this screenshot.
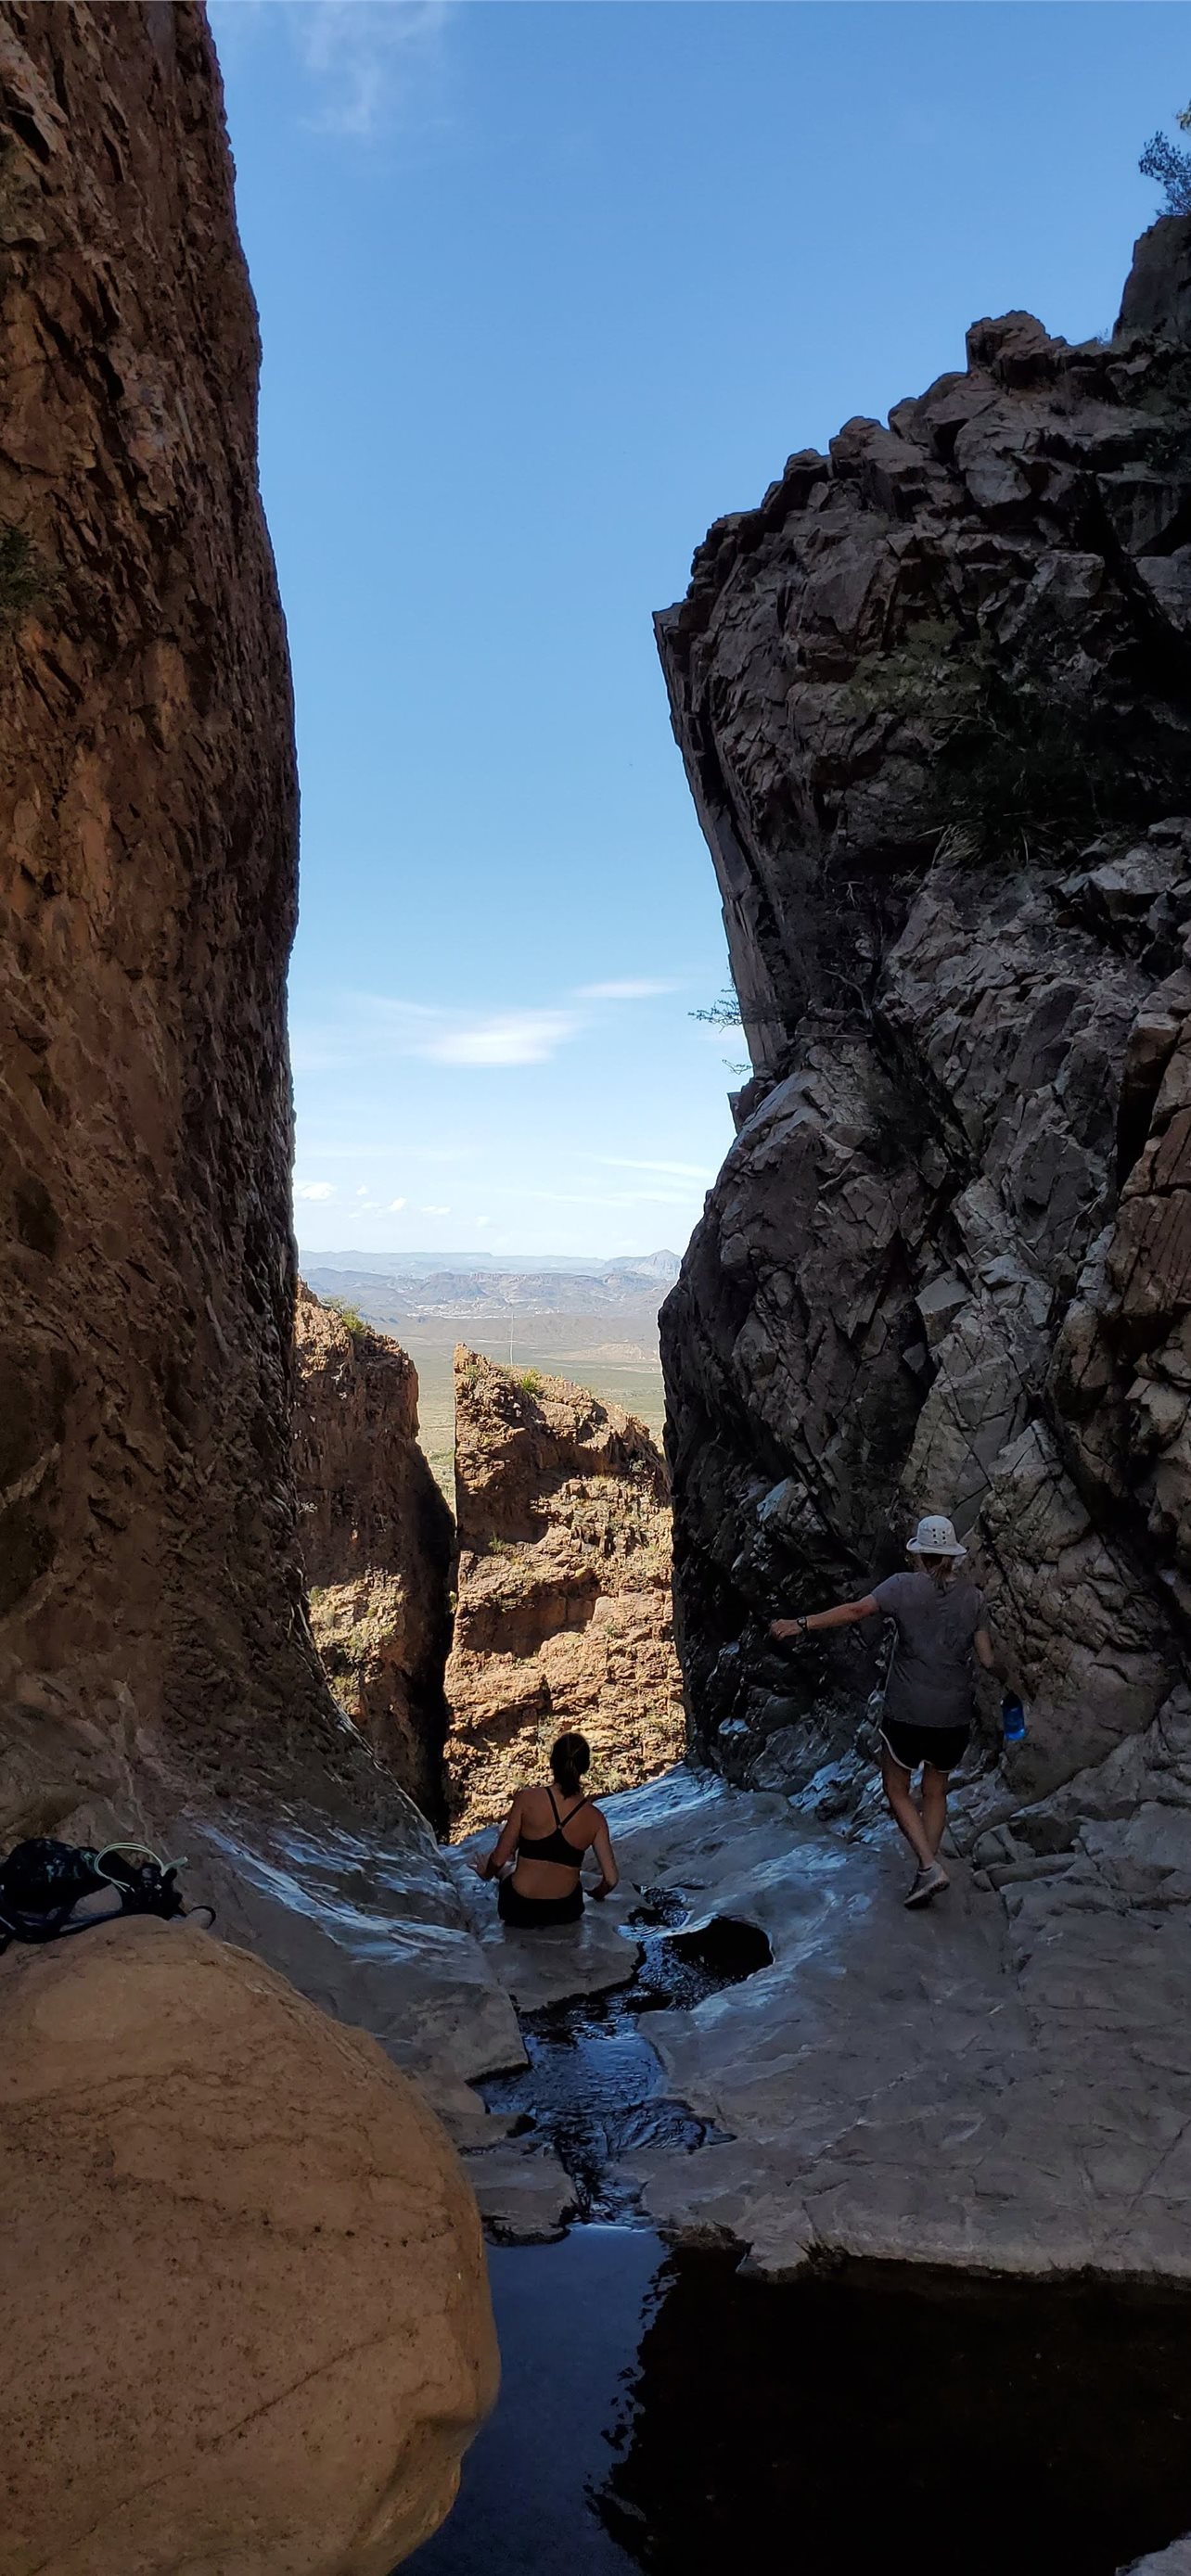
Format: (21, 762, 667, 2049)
(656, 218, 1191, 1799)
(293, 1285, 454, 1825)
(445, 1351, 684, 1830)
(0, 1919, 497, 2576)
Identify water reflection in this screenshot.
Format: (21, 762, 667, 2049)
(410, 2231, 658, 2573)
(598, 2250, 1191, 2576)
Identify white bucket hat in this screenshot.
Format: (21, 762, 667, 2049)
(906, 1512, 967, 1562)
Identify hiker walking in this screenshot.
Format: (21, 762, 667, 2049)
(770, 1513, 999, 1908)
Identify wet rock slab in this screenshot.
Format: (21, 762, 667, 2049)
(464, 2142, 577, 2242)
(575, 1768, 1191, 2286)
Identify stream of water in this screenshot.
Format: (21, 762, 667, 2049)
(476, 1894, 768, 2223)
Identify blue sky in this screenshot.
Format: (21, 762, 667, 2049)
(210, 0, 1187, 1261)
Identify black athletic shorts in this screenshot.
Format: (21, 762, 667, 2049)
(880, 1717, 969, 1775)
(498, 1875, 583, 1929)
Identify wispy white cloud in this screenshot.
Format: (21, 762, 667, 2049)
(574, 978, 678, 1001)
(295, 1180, 336, 1202)
(293, 994, 582, 1072)
(592, 1155, 711, 1180)
(292, 0, 454, 141)
(421, 1204, 452, 1216)
(209, 0, 455, 141)
(390, 1197, 407, 1212)
(421, 1010, 580, 1067)
(509, 1186, 699, 1212)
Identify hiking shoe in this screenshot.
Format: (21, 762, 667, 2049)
(904, 1862, 950, 1908)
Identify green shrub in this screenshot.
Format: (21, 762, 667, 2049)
(1140, 105, 1191, 217)
(326, 1298, 367, 1338)
(513, 1368, 543, 1396)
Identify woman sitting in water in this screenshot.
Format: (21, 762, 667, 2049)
(470, 1730, 619, 1928)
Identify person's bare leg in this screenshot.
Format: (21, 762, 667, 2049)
(920, 1764, 952, 1873)
(880, 1750, 934, 1871)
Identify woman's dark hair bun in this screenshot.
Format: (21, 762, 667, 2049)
(550, 1730, 591, 1796)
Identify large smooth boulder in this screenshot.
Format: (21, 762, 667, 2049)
(0, 1920, 498, 2576)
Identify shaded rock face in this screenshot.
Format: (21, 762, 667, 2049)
(0, 1919, 498, 2576)
(0, 3, 339, 1785)
(445, 1351, 685, 1831)
(294, 1283, 455, 1828)
(657, 216, 1191, 1801)
(0, 8, 509, 2129)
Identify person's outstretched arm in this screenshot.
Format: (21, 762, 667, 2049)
(588, 1815, 619, 1899)
(771, 1594, 879, 1641)
(469, 1793, 523, 1881)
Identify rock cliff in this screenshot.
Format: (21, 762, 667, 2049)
(445, 1350, 685, 1831)
(0, 2, 339, 1789)
(0, 1, 519, 2194)
(656, 215, 1191, 1805)
(293, 1283, 454, 1826)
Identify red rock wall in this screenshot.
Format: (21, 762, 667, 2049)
(293, 1286, 455, 1826)
(0, 4, 336, 1785)
(446, 1350, 685, 1832)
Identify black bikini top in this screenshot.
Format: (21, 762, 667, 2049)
(517, 1786, 588, 1869)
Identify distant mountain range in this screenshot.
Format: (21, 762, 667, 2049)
(303, 1254, 680, 1321)
(301, 1248, 680, 1282)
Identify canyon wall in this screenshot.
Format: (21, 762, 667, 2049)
(0, 1, 345, 1794)
(446, 1350, 685, 1830)
(0, 6, 517, 2134)
(0, 17, 502, 2567)
(294, 1284, 454, 1826)
(657, 215, 1191, 1806)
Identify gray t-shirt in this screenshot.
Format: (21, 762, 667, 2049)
(871, 1571, 984, 1730)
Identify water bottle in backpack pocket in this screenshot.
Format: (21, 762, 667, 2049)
(1001, 1692, 1027, 1746)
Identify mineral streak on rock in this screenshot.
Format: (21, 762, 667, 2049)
(294, 1283, 455, 1827)
(0, 4, 347, 1787)
(0, 1918, 499, 2576)
(445, 1349, 685, 1833)
(655, 214, 1191, 1800)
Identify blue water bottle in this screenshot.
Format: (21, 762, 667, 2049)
(1001, 1692, 1027, 1746)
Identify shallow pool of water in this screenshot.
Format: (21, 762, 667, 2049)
(410, 2233, 1191, 2576)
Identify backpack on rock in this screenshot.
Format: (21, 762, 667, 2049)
(0, 1837, 212, 1953)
